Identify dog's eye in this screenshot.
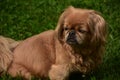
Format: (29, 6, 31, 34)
(78, 29, 87, 33)
(64, 27, 69, 30)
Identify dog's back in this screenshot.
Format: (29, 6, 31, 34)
(8, 30, 56, 78)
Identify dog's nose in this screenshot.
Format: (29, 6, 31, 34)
(69, 30, 75, 36)
(67, 30, 77, 45)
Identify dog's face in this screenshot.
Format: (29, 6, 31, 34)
(63, 12, 89, 45)
(56, 6, 106, 46)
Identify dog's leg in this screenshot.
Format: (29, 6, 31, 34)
(49, 64, 70, 80)
(8, 63, 32, 80)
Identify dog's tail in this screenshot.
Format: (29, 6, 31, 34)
(0, 36, 20, 74)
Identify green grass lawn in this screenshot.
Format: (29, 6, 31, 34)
(0, 0, 120, 80)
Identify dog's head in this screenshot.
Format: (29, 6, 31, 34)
(55, 6, 106, 47)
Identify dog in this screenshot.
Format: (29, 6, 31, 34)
(0, 6, 107, 80)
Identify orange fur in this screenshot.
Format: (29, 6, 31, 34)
(0, 6, 107, 80)
(0, 36, 19, 73)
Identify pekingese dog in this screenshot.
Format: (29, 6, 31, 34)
(0, 6, 107, 80)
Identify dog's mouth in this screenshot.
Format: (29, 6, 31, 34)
(66, 30, 78, 45)
(66, 31, 78, 45)
(67, 38, 78, 45)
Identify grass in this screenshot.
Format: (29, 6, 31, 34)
(0, 0, 120, 80)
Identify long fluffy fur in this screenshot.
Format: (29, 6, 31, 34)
(0, 36, 20, 73)
(56, 6, 107, 72)
(0, 6, 107, 80)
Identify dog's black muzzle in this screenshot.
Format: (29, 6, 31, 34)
(66, 30, 78, 45)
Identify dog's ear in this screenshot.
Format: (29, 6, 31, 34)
(55, 6, 74, 42)
(88, 10, 107, 46)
